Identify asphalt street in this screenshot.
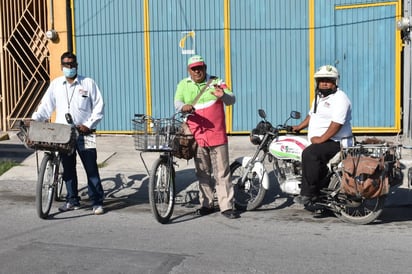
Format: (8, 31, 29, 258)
(1, 133, 412, 273)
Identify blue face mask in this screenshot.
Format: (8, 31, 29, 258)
(63, 67, 77, 78)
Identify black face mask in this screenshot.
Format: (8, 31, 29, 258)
(317, 88, 336, 97)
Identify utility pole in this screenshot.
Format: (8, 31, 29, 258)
(398, 0, 412, 145)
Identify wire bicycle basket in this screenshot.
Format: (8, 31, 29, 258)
(132, 114, 181, 152)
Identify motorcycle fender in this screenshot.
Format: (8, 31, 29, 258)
(235, 157, 270, 190)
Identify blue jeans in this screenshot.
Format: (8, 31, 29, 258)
(61, 139, 104, 206)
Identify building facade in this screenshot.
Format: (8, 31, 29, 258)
(0, 0, 404, 134)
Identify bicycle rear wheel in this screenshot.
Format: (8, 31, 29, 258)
(328, 174, 385, 225)
(148, 156, 175, 224)
(36, 153, 57, 219)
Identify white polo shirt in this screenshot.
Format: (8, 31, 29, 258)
(307, 88, 352, 143)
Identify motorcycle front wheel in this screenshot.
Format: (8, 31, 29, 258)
(328, 175, 386, 225)
(230, 161, 266, 211)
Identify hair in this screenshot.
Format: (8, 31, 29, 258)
(60, 52, 77, 63)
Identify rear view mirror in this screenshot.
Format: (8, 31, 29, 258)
(290, 111, 301, 119)
(258, 109, 266, 119)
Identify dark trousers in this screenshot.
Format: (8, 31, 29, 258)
(300, 140, 340, 197)
(61, 144, 104, 206)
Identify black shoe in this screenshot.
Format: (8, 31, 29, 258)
(194, 207, 215, 216)
(294, 195, 316, 206)
(221, 209, 240, 219)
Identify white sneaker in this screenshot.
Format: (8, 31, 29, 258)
(58, 202, 81, 212)
(93, 205, 104, 215)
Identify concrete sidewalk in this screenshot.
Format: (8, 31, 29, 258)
(1, 131, 412, 208)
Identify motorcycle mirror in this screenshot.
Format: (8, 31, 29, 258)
(290, 111, 301, 119)
(258, 109, 266, 119)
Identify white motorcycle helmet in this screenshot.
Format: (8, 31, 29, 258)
(314, 65, 339, 86)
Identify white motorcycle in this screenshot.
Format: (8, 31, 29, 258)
(230, 109, 403, 224)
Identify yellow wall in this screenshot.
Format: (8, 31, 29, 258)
(47, 0, 71, 121)
(48, 0, 69, 78)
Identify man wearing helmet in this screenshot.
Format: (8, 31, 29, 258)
(292, 65, 352, 206)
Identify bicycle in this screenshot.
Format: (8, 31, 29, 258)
(18, 119, 77, 219)
(133, 112, 185, 224)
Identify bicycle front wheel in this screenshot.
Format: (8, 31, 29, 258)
(54, 159, 65, 201)
(36, 153, 57, 219)
(148, 156, 175, 224)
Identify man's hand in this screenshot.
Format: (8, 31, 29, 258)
(291, 126, 301, 133)
(77, 124, 91, 135)
(211, 85, 224, 98)
(310, 122, 342, 144)
(310, 136, 324, 144)
(23, 118, 34, 127)
(182, 104, 195, 113)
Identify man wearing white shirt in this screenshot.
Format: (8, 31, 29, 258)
(292, 65, 352, 206)
(32, 52, 105, 215)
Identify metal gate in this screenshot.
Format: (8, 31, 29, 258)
(0, 0, 49, 131)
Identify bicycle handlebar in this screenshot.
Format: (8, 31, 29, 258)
(133, 111, 188, 122)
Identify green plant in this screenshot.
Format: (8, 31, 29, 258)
(0, 160, 18, 176)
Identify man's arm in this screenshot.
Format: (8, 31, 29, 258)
(31, 87, 55, 121)
(310, 121, 342, 144)
(292, 115, 310, 132)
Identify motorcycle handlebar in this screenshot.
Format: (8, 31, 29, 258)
(285, 126, 294, 133)
(275, 125, 295, 133)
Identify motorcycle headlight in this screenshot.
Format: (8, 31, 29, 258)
(250, 134, 263, 145)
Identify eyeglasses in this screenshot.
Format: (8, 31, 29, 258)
(61, 62, 77, 68)
(190, 66, 205, 71)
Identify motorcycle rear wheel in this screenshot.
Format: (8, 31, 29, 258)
(328, 175, 386, 225)
(230, 161, 266, 211)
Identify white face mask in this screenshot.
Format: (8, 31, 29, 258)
(63, 67, 77, 78)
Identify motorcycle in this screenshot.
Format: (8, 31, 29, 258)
(230, 109, 403, 224)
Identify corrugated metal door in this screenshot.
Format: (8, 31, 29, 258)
(72, 0, 401, 133)
(148, 0, 227, 119)
(230, 0, 310, 132)
(315, 0, 401, 133)
(335, 3, 400, 132)
(74, 0, 146, 132)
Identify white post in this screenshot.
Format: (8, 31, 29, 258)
(402, 0, 412, 145)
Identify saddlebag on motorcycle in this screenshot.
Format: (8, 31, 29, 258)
(172, 122, 198, 160)
(341, 154, 389, 199)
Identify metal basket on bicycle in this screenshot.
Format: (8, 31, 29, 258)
(18, 121, 77, 154)
(132, 115, 181, 152)
(340, 140, 402, 197)
(342, 140, 400, 159)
